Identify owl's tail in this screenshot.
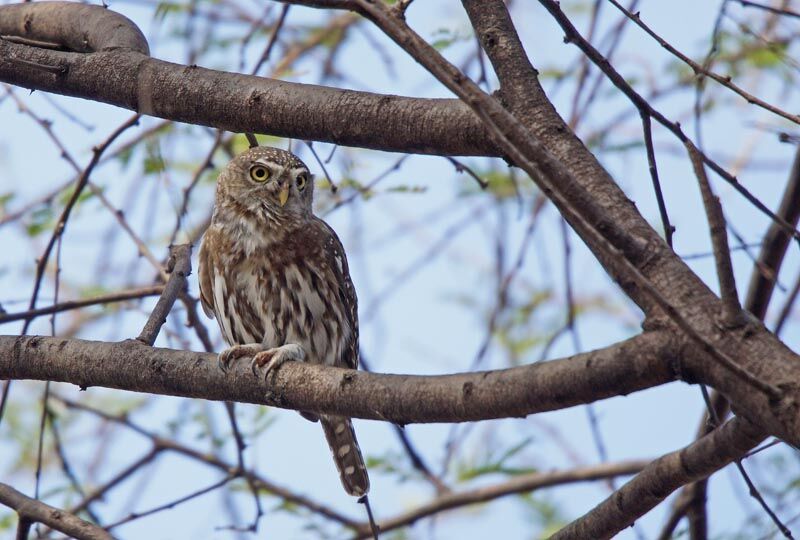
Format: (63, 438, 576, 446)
(320, 415, 370, 497)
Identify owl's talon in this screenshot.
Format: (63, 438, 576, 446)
(251, 344, 305, 382)
(218, 344, 267, 374)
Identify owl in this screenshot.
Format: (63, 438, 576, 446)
(198, 146, 369, 497)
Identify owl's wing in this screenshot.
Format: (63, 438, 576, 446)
(314, 218, 359, 370)
(198, 230, 217, 319)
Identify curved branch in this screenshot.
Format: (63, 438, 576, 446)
(0, 1, 148, 53)
(0, 333, 678, 423)
(0, 482, 112, 540)
(551, 417, 765, 540)
(0, 2, 497, 157)
(354, 460, 649, 538)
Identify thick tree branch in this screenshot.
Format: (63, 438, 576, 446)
(0, 333, 679, 423)
(0, 2, 497, 157)
(551, 417, 765, 540)
(0, 482, 112, 540)
(0, 1, 148, 53)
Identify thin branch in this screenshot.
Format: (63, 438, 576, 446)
(56, 395, 361, 529)
(641, 112, 674, 246)
(352, 460, 648, 538)
(252, 4, 290, 75)
(0, 286, 164, 325)
(105, 475, 234, 531)
(0, 483, 113, 540)
(736, 0, 800, 19)
(745, 146, 800, 320)
(136, 244, 193, 346)
(606, 0, 800, 127)
(686, 142, 743, 327)
(536, 0, 800, 243)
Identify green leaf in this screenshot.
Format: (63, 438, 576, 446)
(25, 206, 54, 237)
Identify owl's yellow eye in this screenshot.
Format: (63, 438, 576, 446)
(249, 165, 270, 183)
(296, 172, 308, 191)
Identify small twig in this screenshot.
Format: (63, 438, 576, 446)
(732, 459, 794, 538)
(736, 0, 800, 19)
(136, 244, 193, 346)
(252, 4, 290, 75)
(357, 494, 380, 540)
(352, 459, 647, 538)
(56, 395, 360, 529)
(606, 0, 800, 127)
(360, 352, 449, 493)
(774, 267, 800, 336)
(444, 156, 488, 189)
(304, 140, 338, 192)
(640, 112, 674, 246)
(169, 129, 224, 246)
(105, 474, 234, 530)
(0, 103, 139, 428)
(244, 132, 259, 148)
(222, 401, 264, 531)
(686, 142, 743, 327)
(0, 285, 164, 325)
(536, 1, 800, 243)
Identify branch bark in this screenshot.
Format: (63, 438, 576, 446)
(0, 332, 678, 424)
(550, 417, 765, 540)
(0, 2, 497, 157)
(0, 482, 113, 540)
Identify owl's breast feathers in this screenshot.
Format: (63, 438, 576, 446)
(198, 218, 358, 368)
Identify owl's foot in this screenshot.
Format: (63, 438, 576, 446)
(218, 343, 267, 373)
(250, 343, 306, 382)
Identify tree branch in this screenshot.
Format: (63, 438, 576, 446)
(745, 145, 800, 320)
(0, 332, 678, 423)
(551, 417, 765, 540)
(0, 285, 163, 325)
(353, 459, 649, 538)
(0, 1, 497, 157)
(135, 244, 192, 346)
(0, 482, 112, 540)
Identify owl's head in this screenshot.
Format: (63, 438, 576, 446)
(216, 146, 314, 219)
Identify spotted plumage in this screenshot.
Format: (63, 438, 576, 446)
(198, 146, 369, 497)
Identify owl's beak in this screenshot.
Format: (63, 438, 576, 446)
(278, 183, 290, 207)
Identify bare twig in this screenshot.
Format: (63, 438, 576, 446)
(136, 244, 193, 346)
(353, 460, 648, 538)
(0, 286, 164, 325)
(686, 142, 743, 327)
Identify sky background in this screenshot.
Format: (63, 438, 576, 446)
(1, 0, 800, 538)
